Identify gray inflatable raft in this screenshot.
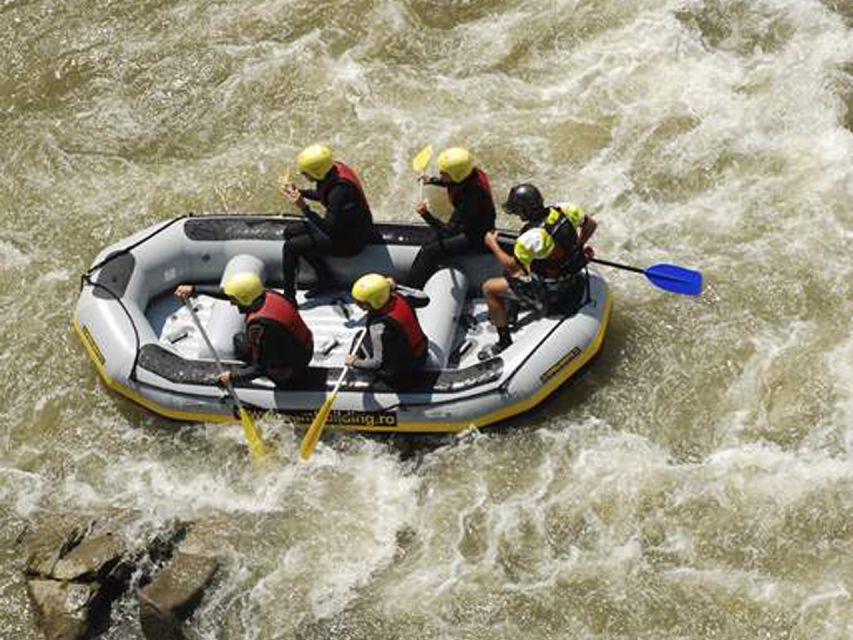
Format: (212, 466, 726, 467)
(75, 214, 612, 433)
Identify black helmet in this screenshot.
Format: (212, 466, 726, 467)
(502, 184, 544, 220)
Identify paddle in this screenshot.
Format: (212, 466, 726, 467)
(412, 144, 433, 173)
(299, 329, 368, 461)
(590, 257, 703, 295)
(412, 144, 433, 199)
(277, 167, 298, 215)
(184, 299, 270, 462)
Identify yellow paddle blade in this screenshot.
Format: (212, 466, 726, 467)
(411, 144, 433, 173)
(299, 393, 337, 461)
(239, 408, 269, 462)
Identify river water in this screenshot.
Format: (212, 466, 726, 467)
(1, 1, 852, 638)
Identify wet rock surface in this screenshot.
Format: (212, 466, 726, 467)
(24, 519, 126, 640)
(26, 579, 100, 640)
(138, 552, 219, 640)
(23, 515, 215, 640)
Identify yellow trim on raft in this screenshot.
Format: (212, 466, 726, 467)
(340, 290, 613, 432)
(73, 290, 612, 432)
(73, 318, 233, 424)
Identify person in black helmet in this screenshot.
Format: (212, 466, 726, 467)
(479, 183, 597, 360)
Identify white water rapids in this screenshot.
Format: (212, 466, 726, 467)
(1, 1, 852, 637)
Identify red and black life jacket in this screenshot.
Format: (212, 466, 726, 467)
(245, 291, 313, 359)
(371, 293, 427, 360)
(317, 161, 372, 215)
(447, 167, 494, 210)
(445, 168, 496, 245)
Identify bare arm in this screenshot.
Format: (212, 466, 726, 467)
(577, 216, 597, 247)
(484, 230, 523, 274)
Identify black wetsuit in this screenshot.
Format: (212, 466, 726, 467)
(406, 168, 496, 289)
(282, 162, 373, 298)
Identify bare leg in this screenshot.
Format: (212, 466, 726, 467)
(483, 277, 510, 328)
(480, 277, 513, 360)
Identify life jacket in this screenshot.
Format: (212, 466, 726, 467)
(317, 161, 372, 215)
(245, 291, 313, 359)
(446, 168, 495, 211)
(371, 293, 427, 361)
(445, 168, 496, 244)
(529, 205, 587, 280)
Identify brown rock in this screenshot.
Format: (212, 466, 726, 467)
(26, 579, 98, 640)
(138, 553, 219, 640)
(51, 534, 126, 582)
(138, 593, 184, 640)
(25, 521, 92, 578)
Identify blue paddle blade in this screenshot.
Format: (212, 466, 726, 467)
(644, 263, 703, 295)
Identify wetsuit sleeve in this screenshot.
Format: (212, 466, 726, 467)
(420, 210, 450, 233)
(299, 201, 332, 235)
(193, 284, 227, 299)
(229, 363, 262, 383)
(229, 323, 264, 382)
(302, 182, 365, 240)
(351, 323, 385, 371)
(395, 284, 430, 307)
(448, 184, 495, 239)
(299, 188, 320, 201)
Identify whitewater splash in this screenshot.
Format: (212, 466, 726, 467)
(1, 0, 852, 637)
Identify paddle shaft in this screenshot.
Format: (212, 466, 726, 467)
(412, 145, 433, 201)
(184, 299, 248, 415)
(333, 328, 368, 394)
(589, 257, 645, 275)
(298, 328, 368, 460)
(590, 256, 703, 294)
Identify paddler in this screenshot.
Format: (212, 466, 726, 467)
(278, 144, 375, 299)
(175, 271, 313, 387)
(405, 147, 496, 289)
(479, 183, 597, 360)
(346, 273, 428, 388)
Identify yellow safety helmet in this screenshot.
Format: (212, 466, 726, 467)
(222, 272, 264, 306)
(436, 147, 474, 183)
(351, 273, 392, 310)
(513, 228, 555, 266)
(297, 144, 335, 180)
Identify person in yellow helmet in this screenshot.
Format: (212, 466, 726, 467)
(278, 144, 374, 299)
(345, 273, 428, 388)
(479, 183, 597, 360)
(174, 271, 313, 387)
(405, 147, 496, 289)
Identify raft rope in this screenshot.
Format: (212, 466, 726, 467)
(78, 275, 143, 381)
(78, 214, 191, 381)
(81, 214, 190, 278)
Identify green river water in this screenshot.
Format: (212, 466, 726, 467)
(1, 1, 852, 638)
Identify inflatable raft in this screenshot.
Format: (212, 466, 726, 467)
(75, 214, 611, 433)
